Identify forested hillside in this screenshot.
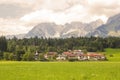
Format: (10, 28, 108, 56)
(0, 36, 120, 60)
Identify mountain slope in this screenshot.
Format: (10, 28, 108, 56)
(25, 23, 63, 38)
(25, 20, 103, 38)
(60, 19, 103, 38)
(87, 13, 120, 37)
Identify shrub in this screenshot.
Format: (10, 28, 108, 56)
(22, 52, 34, 61)
(3, 52, 9, 60)
(9, 53, 15, 61)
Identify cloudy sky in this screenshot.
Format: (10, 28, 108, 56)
(0, 0, 120, 35)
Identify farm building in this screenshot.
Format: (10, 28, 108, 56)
(44, 52, 58, 60)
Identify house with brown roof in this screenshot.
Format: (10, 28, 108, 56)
(61, 50, 85, 61)
(87, 52, 106, 60)
(77, 54, 88, 60)
(44, 52, 58, 60)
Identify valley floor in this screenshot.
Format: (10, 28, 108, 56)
(0, 48, 120, 80)
(0, 61, 120, 80)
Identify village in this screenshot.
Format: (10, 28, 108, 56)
(34, 50, 107, 61)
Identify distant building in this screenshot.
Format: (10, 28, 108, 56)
(44, 52, 58, 60)
(56, 54, 66, 60)
(57, 50, 107, 61)
(34, 50, 107, 61)
(34, 51, 39, 60)
(87, 52, 106, 60)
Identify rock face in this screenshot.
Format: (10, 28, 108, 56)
(25, 19, 103, 38)
(87, 13, 120, 37)
(61, 19, 103, 38)
(6, 13, 120, 39)
(25, 23, 63, 38)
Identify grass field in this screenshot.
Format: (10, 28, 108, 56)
(0, 48, 120, 80)
(104, 48, 120, 61)
(0, 61, 120, 80)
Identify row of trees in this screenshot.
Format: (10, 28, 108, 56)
(0, 36, 120, 61)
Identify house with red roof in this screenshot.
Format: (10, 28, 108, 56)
(87, 52, 106, 60)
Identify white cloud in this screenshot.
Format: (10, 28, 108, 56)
(0, 18, 32, 35)
(1, 0, 120, 35)
(20, 4, 109, 25)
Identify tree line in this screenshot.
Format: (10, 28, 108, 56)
(0, 36, 120, 61)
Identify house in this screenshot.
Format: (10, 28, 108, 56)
(67, 54, 78, 60)
(34, 51, 39, 60)
(62, 51, 72, 56)
(56, 52, 72, 60)
(87, 52, 106, 60)
(56, 54, 66, 60)
(73, 50, 83, 54)
(77, 54, 88, 60)
(61, 50, 87, 61)
(73, 50, 88, 60)
(44, 52, 58, 60)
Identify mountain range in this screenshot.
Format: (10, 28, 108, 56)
(87, 13, 120, 37)
(25, 19, 103, 38)
(6, 13, 120, 39)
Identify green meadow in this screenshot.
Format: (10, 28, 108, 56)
(0, 62, 120, 80)
(0, 48, 120, 80)
(104, 48, 120, 61)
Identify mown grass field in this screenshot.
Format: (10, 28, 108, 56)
(0, 48, 120, 80)
(0, 62, 120, 80)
